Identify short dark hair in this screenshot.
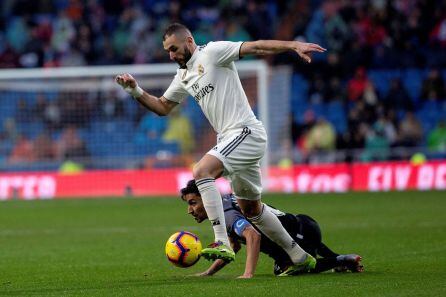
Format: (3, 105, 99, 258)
(163, 23, 191, 41)
(180, 179, 200, 200)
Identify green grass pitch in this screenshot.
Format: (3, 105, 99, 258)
(1, 191, 445, 296)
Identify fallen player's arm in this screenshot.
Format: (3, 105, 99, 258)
(238, 226, 261, 278)
(198, 237, 241, 276)
(240, 40, 326, 63)
(115, 73, 178, 116)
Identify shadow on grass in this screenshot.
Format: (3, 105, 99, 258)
(1, 272, 371, 296)
(0, 276, 254, 296)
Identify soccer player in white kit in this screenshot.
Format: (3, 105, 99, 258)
(115, 23, 326, 276)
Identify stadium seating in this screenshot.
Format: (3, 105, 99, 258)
(1, 68, 445, 166)
(291, 69, 446, 143)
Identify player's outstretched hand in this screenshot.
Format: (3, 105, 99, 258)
(293, 41, 326, 64)
(237, 273, 253, 279)
(115, 73, 137, 89)
(194, 271, 212, 277)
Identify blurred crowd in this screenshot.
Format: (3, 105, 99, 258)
(0, 89, 196, 167)
(0, 0, 445, 68)
(0, 0, 281, 67)
(1, 0, 446, 167)
(291, 67, 446, 163)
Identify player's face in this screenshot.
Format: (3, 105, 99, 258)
(163, 34, 193, 68)
(184, 194, 207, 223)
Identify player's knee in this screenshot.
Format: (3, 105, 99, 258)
(192, 164, 211, 180)
(238, 200, 262, 218)
(241, 207, 260, 218)
(233, 182, 262, 206)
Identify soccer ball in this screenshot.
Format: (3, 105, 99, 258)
(165, 231, 202, 268)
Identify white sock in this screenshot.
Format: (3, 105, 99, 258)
(196, 178, 230, 246)
(249, 204, 306, 264)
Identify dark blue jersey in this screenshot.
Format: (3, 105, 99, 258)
(221, 194, 320, 265)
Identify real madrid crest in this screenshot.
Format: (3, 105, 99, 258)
(198, 64, 204, 75)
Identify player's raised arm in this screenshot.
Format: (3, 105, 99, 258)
(238, 226, 261, 279)
(240, 40, 326, 63)
(115, 73, 178, 116)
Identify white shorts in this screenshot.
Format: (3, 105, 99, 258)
(207, 125, 267, 200)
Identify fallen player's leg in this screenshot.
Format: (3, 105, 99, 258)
(273, 254, 363, 275)
(317, 242, 339, 258)
(276, 253, 317, 276)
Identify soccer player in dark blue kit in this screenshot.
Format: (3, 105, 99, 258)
(180, 180, 363, 278)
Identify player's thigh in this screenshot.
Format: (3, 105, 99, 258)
(207, 126, 267, 175)
(193, 154, 224, 179)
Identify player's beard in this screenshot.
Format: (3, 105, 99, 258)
(177, 45, 192, 69)
(193, 214, 205, 223)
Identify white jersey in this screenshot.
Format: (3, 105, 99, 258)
(163, 41, 262, 138)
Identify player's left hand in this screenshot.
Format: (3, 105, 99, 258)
(293, 41, 326, 63)
(115, 73, 144, 98)
(115, 73, 137, 89)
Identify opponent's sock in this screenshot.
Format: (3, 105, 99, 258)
(312, 257, 339, 273)
(196, 178, 230, 247)
(249, 204, 306, 264)
(318, 242, 339, 258)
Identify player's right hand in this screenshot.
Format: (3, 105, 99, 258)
(115, 73, 137, 89)
(115, 73, 144, 98)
